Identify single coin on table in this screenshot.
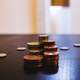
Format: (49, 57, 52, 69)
(16, 47, 26, 51)
(73, 43, 80, 47)
(0, 53, 7, 58)
(59, 46, 70, 50)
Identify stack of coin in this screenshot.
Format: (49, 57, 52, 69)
(24, 34, 59, 71)
(44, 46, 58, 52)
(43, 40, 58, 53)
(42, 52, 59, 73)
(42, 40, 59, 68)
(39, 34, 48, 43)
(43, 52, 59, 68)
(27, 42, 43, 55)
(38, 34, 49, 54)
(29, 50, 42, 55)
(27, 42, 41, 50)
(43, 40, 55, 47)
(24, 41, 43, 70)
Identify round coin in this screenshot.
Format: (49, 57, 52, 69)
(0, 53, 7, 58)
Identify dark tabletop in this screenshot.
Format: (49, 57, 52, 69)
(0, 34, 80, 80)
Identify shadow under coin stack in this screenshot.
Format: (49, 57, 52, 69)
(24, 35, 59, 72)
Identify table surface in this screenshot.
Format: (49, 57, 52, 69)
(0, 35, 80, 80)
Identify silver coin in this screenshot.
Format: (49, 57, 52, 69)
(16, 47, 26, 51)
(60, 47, 69, 50)
(73, 43, 80, 47)
(0, 53, 7, 58)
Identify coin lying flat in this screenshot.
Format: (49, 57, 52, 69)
(27, 42, 40, 45)
(73, 43, 80, 47)
(59, 46, 69, 50)
(0, 53, 7, 58)
(16, 47, 26, 51)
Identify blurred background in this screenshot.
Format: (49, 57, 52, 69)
(0, 0, 79, 34)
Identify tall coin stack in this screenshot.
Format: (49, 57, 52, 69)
(41, 40, 59, 71)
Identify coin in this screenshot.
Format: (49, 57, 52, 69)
(0, 53, 7, 58)
(59, 46, 69, 50)
(73, 43, 80, 47)
(17, 47, 26, 51)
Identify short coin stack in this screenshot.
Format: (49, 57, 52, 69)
(24, 34, 59, 71)
(24, 42, 43, 70)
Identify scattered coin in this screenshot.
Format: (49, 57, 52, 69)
(0, 53, 7, 58)
(73, 43, 80, 47)
(59, 46, 69, 50)
(16, 47, 26, 51)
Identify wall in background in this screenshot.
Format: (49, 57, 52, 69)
(0, 0, 33, 34)
(36, 0, 71, 34)
(71, 0, 80, 34)
(36, 0, 50, 33)
(50, 6, 71, 34)
(49, 0, 80, 34)
(0, 0, 80, 34)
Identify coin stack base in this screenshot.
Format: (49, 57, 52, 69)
(42, 52, 59, 74)
(24, 54, 43, 70)
(43, 52, 58, 66)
